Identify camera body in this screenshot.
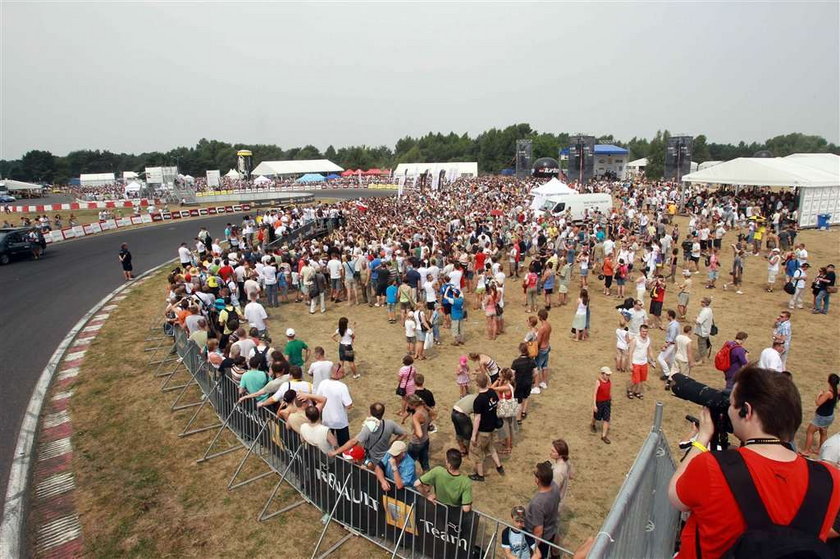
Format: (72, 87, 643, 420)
(670, 373, 733, 449)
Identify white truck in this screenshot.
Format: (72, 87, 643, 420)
(537, 193, 613, 221)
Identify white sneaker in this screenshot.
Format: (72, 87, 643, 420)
(530, 387, 541, 395)
(736, 290, 743, 295)
(539, 382, 548, 389)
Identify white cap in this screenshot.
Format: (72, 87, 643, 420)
(286, 328, 296, 337)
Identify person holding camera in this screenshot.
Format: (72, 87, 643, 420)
(668, 365, 840, 558)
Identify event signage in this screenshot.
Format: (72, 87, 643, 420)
(207, 170, 221, 188)
(202, 373, 481, 559)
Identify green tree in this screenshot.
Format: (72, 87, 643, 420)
(692, 135, 710, 163)
(645, 130, 670, 179)
(20, 150, 58, 183)
(324, 145, 337, 161)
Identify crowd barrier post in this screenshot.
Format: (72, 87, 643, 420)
(178, 374, 224, 438)
(143, 316, 168, 343)
(197, 401, 247, 463)
(388, 503, 416, 559)
(227, 421, 274, 490)
(160, 343, 198, 392)
(257, 444, 308, 522)
(170, 359, 210, 412)
(309, 472, 353, 559)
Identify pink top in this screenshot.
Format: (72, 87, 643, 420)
(398, 365, 416, 395)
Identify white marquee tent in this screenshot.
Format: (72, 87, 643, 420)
(80, 172, 115, 187)
(253, 175, 272, 185)
(225, 169, 241, 179)
(251, 159, 343, 177)
(682, 155, 840, 227)
(529, 177, 576, 210)
(1, 179, 43, 192)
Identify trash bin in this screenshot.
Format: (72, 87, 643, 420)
(817, 213, 831, 230)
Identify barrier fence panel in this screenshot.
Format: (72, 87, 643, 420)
(161, 326, 577, 559)
(588, 402, 680, 559)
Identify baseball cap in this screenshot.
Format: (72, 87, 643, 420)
(388, 440, 407, 456)
(286, 328, 296, 337)
(511, 505, 526, 523)
(600, 366, 613, 375)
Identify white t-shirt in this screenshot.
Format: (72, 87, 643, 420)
(757, 348, 784, 372)
(308, 360, 334, 390)
(232, 338, 257, 360)
(449, 269, 463, 288)
(423, 281, 436, 303)
(335, 328, 354, 346)
(628, 308, 648, 335)
(675, 334, 691, 362)
(615, 328, 629, 351)
(405, 318, 416, 337)
(631, 336, 651, 365)
(300, 423, 333, 454)
(244, 301, 268, 330)
(316, 379, 352, 429)
(272, 379, 313, 402)
(327, 259, 342, 279)
(178, 246, 192, 263)
(262, 265, 277, 285)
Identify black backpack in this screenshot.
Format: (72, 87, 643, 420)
(706, 450, 834, 559)
(254, 346, 270, 372)
(223, 307, 240, 332)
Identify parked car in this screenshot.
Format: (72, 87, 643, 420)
(0, 227, 45, 265)
(0, 193, 16, 203)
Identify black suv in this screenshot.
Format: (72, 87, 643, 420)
(0, 228, 46, 264)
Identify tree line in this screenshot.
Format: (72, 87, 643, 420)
(1, 126, 836, 184)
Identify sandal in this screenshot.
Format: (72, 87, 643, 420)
(635, 393, 644, 399)
(520, 412, 527, 420)
(627, 390, 635, 399)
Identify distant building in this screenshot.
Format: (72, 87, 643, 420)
(561, 145, 629, 179)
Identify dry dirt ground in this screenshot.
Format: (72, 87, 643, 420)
(68, 218, 840, 558)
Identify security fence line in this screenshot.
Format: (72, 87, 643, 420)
(146, 325, 577, 559)
(587, 402, 681, 559)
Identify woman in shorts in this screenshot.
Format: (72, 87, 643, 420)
(482, 283, 499, 340)
(804, 373, 838, 455)
(541, 261, 556, 309)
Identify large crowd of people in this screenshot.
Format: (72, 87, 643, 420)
(160, 174, 838, 558)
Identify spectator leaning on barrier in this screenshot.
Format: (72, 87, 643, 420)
(668, 365, 840, 558)
(414, 448, 473, 512)
(501, 505, 540, 559)
(316, 364, 353, 447)
(374, 440, 417, 491)
(328, 402, 406, 467)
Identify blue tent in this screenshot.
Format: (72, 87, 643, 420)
(297, 173, 326, 183)
(325, 173, 341, 180)
(500, 168, 515, 176)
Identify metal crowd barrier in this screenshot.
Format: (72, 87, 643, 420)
(151, 327, 576, 558)
(588, 403, 680, 558)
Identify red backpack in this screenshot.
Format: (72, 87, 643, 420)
(714, 341, 734, 372)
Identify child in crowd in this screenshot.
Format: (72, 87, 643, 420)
(431, 303, 442, 345)
(404, 314, 417, 354)
(615, 321, 629, 373)
(455, 355, 471, 396)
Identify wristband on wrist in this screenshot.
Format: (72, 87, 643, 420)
(691, 441, 709, 453)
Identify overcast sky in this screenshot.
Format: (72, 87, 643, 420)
(1, 1, 838, 159)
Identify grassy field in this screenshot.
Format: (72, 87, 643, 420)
(66, 217, 840, 557)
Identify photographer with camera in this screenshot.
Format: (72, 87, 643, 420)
(668, 365, 840, 558)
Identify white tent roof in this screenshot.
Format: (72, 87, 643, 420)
(393, 162, 478, 177)
(682, 157, 839, 188)
(698, 161, 724, 171)
(80, 172, 115, 182)
(627, 158, 648, 168)
(251, 159, 343, 176)
(253, 175, 272, 185)
(124, 181, 143, 191)
(225, 169, 241, 178)
(122, 171, 139, 180)
(784, 153, 840, 175)
(531, 177, 575, 196)
(0, 179, 43, 191)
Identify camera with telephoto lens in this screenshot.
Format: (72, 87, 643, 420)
(670, 373, 733, 450)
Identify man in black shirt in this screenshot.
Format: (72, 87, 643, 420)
(413, 373, 437, 433)
(814, 264, 835, 315)
(511, 342, 537, 421)
(470, 373, 505, 481)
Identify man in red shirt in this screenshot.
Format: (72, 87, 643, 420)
(218, 258, 235, 283)
(669, 365, 840, 558)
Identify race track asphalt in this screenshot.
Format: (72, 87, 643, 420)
(0, 188, 394, 504)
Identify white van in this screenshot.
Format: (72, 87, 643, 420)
(538, 193, 612, 221)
